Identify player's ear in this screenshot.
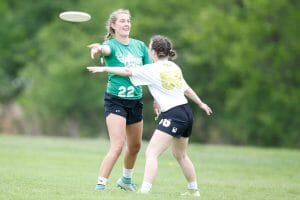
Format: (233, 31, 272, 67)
(111, 22, 116, 30)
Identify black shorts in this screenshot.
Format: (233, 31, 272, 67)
(156, 104, 193, 138)
(104, 92, 143, 125)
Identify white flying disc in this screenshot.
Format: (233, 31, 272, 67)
(59, 11, 91, 22)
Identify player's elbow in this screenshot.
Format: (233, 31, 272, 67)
(184, 88, 191, 96)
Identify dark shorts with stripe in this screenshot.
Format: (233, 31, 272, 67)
(104, 92, 143, 125)
(156, 104, 193, 138)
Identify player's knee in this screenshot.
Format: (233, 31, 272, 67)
(128, 142, 141, 155)
(109, 144, 123, 157)
(172, 151, 186, 161)
(145, 149, 158, 160)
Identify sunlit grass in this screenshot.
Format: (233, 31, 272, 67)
(0, 134, 299, 200)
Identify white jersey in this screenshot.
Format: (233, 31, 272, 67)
(129, 60, 189, 112)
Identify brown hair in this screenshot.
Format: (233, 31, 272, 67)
(150, 35, 177, 60)
(104, 9, 131, 40)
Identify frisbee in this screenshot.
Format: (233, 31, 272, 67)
(59, 11, 91, 22)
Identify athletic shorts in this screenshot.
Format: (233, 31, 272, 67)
(156, 104, 193, 138)
(104, 92, 143, 125)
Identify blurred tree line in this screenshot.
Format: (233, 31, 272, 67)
(0, 0, 299, 147)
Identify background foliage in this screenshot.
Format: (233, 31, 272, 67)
(0, 0, 299, 147)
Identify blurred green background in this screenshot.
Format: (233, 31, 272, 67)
(0, 0, 299, 147)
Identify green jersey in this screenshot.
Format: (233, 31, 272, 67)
(103, 38, 151, 99)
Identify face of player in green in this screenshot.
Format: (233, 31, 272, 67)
(112, 13, 131, 38)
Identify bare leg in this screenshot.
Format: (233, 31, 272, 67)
(123, 121, 143, 169)
(98, 114, 126, 178)
(172, 137, 197, 183)
(143, 130, 173, 183)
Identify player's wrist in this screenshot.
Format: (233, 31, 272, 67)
(97, 45, 103, 53)
(198, 101, 204, 107)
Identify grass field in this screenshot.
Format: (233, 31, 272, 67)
(0, 134, 299, 200)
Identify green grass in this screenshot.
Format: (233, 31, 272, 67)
(0, 134, 299, 200)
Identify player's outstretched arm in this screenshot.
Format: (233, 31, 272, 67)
(86, 66, 132, 76)
(87, 44, 111, 59)
(184, 87, 213, 115)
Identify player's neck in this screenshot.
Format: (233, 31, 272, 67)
(115, 35, 129, 45)
(155, 57, 168, 62)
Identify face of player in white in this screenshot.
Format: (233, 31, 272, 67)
(148, 41, 159, 62)
(112, 13, 131, 38)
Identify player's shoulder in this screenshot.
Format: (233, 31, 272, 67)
(103, 38, 116, 45)
(165, 60, 180, 67)
(171, 61, 182, 69)
(130, 38, 147, 47)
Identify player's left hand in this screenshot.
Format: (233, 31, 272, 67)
(153, 100, 161, 120)
(199, 102, 213, 115)
(86, 66, 105, 73)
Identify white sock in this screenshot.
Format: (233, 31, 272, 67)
(123, 168, 134, 179)
(140, 181, 152, 193)
(187, 181, 198, 190)
(97, 177, 108, 185)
